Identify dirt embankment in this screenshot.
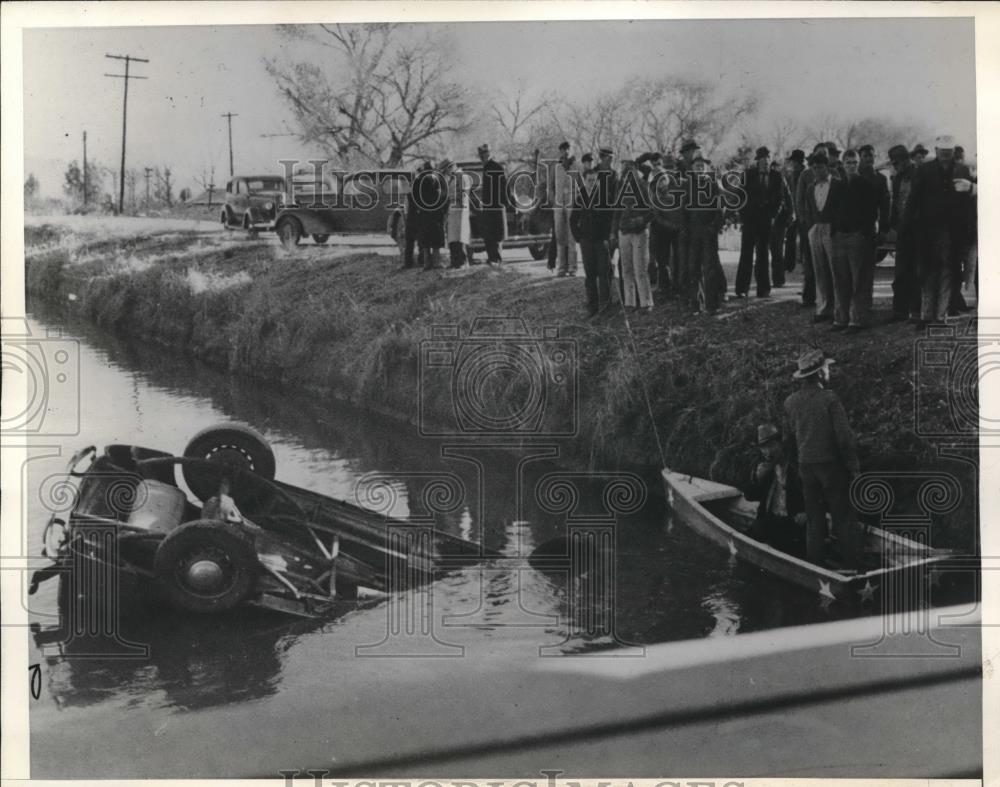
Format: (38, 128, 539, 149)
(25, 221, 977, 547)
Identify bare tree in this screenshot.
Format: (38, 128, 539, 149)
(804, 114, 930, 156)
(153, 166, 174, 207)
(194, 164, 218, 207)
(266, 24, 472, 167)
(489, 80, 558, 162)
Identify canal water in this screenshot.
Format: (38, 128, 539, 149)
(23, 308, 871, 777)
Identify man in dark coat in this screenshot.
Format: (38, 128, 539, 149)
(684, 156, 725, 313)
(570, 160, 616, 315)
(781, 150, 806, 277)
(900, 135, 975, 327)
(744, 423, 806, 555)
(831, 149, 880, 332)
(476, 143, 509, 266)
(412, 164, 448, 271)
(887, 144, 919, 321)
(736, 146, 783, 298)
(768, 159, 792, 287)
(794, 143, 834, 307)
(783, 349, 862, 568)
(401, 161, 432, 269)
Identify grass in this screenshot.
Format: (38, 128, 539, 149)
(24, 221, 978, 549)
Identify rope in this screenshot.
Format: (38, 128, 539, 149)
(611, 244, 670, 470)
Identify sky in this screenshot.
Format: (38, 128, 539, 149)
(22, 16, 977, 197)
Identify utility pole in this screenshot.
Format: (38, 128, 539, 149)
(82, 131, 88, 208)
(221, 112, 238, 176)
(105, 53, 149, 214)
(144, 167, 153, 212)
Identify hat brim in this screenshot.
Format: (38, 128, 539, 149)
(792, 358, 835, 379)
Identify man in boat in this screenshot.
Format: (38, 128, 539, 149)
(744, 423, 806, 555)
(783, 348, 863, 569)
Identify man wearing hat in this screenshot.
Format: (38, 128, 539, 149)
(412, 160, 448, 271)
(887, 143, 919, 321)
(793, 143, 832, 307)
(744, 424, 806, 553)
(678, 139, 701, 174)
(440, 157, 472, 269)
(736, 146, 783, 298)
(799, 151, 846, 323)
(547, 141, 580, 277)
(780, 150, 807, 278)
(911, 144, 929, 165)
(824, 141, 846, 180)
(684, 155, 726, 313)
(783, 349, 862, 568)
(476, 143, 510, 266)
(900, 134, 975, 326)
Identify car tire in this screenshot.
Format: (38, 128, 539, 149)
(243, 215, 259, 240)
(276, 217, 303, 251)
(312, 234, 330, 245)
(529, 242, 549, 261)
(182, 424, 276, 502)
(221, 210, 231, 229)
(153, 519, 257, 613)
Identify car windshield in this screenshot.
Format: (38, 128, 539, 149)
(247, 179, 285, 192)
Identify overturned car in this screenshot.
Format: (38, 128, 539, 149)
(30, 425, 490, 619)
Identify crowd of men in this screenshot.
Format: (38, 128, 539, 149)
(402, 135, 978, 329)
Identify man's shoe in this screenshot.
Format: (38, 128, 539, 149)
(830, 323, 847, 332)
(813, 314, 833, 323)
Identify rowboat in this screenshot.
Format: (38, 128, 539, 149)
(30, 424, 491, 619)
(661, 468, 957, 605)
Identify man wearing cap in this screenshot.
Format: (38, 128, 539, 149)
(570, 155, 616, 316)
(900, 135, 975, 327)
(911, 144, 929, 165)
(799, 151, 846, 323)
(736, 146, 783, 298)
(547, 141, 580, 277)
(783, 349, 862, 568)
(887, 143, 919, 322)
(476, 143, 510, 266)
(684, 156, 726, 313)
(744, 424, 806, 554)
(825, 142, 846, 180)
(831, 149, 880, 332)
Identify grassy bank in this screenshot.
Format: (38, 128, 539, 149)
(25, 222, 977, 547)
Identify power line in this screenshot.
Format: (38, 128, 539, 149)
(105, 53, 149, 214)
(221, 112, 239, 176)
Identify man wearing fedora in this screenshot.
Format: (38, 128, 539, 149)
(794, 143, 833, 307)
(911, 144, 929, 165)
(736, 146, 783, 298)
(887, 143, 919, 322)
(476, 143, 510, 266)
(744, 423, 806, 555)
(783, 349, 863, 569)
(900, 135, 975, 327)
(780, 150, 807, 278)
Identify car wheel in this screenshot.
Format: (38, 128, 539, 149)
(154, 519, 257, 613)
(221, 210, 231, 229)
(529, 242, 549, 261)
(182, 424, 276, 502)
(312, 234, 330, 245)
(243, 215, 259, 240)
(276, 217, 303, 251)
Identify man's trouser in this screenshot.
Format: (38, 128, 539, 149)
(832, 230, 874, 327)
(769, 215, 788, 286)
(580, 239, 612, 313)
(799, 222, 815, 305)
(688, 226, 722, 312)
(448, 241, 468, 268)
(807, 222, 835, 317)
(799, 461, 862, 568)
(783, 219, 799, 273)
(736, 218, 772, 296)
(421, 246, 443, 270)
(891, 233, 920, 318)
(546, 224, 557, 270)
(649, 223, 670, 290)
(619, 229, 652, 308)
(553, 207, 578, 274)
(403, 210, 419, 268)
(919, 229, 955, 323)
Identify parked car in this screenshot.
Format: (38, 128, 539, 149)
(387, 159, 551, 261)
(29, 424, 491, 619)
(220, 175, 287, 239)
(273, 170, 412, 251)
